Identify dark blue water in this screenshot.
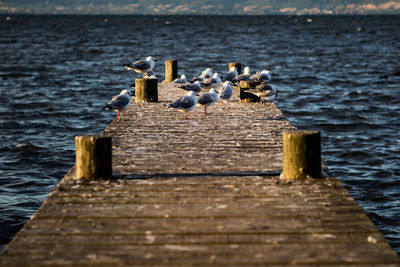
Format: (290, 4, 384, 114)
(1, 15, 399, 253)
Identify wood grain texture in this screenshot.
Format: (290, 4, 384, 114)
(165, 59, 178, 82)
(282, 130, 322, 180)
(135, 78, 158, 102)
(1, 82, 399, 266)
(75, 135, 112, 180)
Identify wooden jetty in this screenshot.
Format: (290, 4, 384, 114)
(1, 80, 399, 266)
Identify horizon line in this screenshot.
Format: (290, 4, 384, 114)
(2, 13, 400, 16)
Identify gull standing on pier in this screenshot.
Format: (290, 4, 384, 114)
(197, 88, 218, 115)
(250, 70, 272, 84)
(123, 56, 156, 77)
(167, 91, 198, 120)
(247, 82, 278, 103)
(202, 73, 221, 90)
(219, 81, 234, 102)
(233, 66, 251, 82)
(221, 66, 238, 82)
(172, 74, 187, 84)
(102, 89, 132, 122)
(191, 68, 213, 83)
(179, 81, 202, 94)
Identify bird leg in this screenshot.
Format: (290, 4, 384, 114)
(117, 111, 120, 121)
(204, 107, 207, 115)
(185, 112, 188, 120)
(122, 111, 125, 121)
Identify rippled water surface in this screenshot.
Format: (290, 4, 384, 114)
(0, 15, 399, 253)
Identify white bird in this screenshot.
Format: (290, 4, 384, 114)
(103, 89, 132, 121)
(202, 68, 214, 78)
(179, 81, 201, 94)
(172, 74, 187, 84)
(219, 81, 234, 102)
(167, 91, 198, 120)
(191, 75, 205, 83)
(247, 82, 278, 103)
(191, 68, 213, 82)
(123, 56, 156, 77)
(202, 73, 221, 89)
(196, 88, 218, 115)
(222, 66, 238, 82)
(250, 70, 272, 84)
(233, 66, 251, 82)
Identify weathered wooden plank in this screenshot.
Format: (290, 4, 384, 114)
(20, 217, 378, 235)
(2, 244, 399, 266)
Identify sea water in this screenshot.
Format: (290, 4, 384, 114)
(0, 15, 399, 253)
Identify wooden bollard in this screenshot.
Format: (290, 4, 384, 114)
(165, 59, 178, 82)
(239, 80, 259, 103)
(135, 78, 158, 102)
(229, 62, 242, 74)
(75, 135, 112, 180)
(281, 130, 322, 180)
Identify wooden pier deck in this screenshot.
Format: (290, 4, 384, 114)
(1, 82, 399, 266)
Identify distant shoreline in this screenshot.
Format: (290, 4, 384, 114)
(1, 13, 400, 17)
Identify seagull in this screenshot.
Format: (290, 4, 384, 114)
(201, 73, 221, 90)
(191, 75, 205, 83)
(219, 81, 234, 102)
(202, 68, 214, 78)
(172, 74, 187, 84)
(179, 81, 201, 94)
(247, 82, 278, 103)
(167, 91, 198, 120)
(191, 68, 213, 82)
(250, 70, 272, 84)
(123, 56, 156, 77)
(196, 88, 218, 115)
(103, 89, 132, 121)
(232, 66, 251, 82)
(221, 66, 238, 82)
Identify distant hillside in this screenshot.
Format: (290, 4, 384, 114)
(1, 0, 400, 15)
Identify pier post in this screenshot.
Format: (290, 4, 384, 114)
(239, 80, 259, 102)
(135, 78, 158, 102)
(165, 59, 178, 82)
(229, 62, 242, 74)
(75, 135, 112, 180)
(282, 130, 322, 180)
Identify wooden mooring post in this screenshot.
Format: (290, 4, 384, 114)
(165, 59, 178, 82)
(135, 78, 158, 102)
(239, 80, 260, 103)
(229, 62, 242, 74)
(282, 130, 322, 180)
(75, 135, 112, 180)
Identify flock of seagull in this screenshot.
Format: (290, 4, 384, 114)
(103, 56, 278, 121)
